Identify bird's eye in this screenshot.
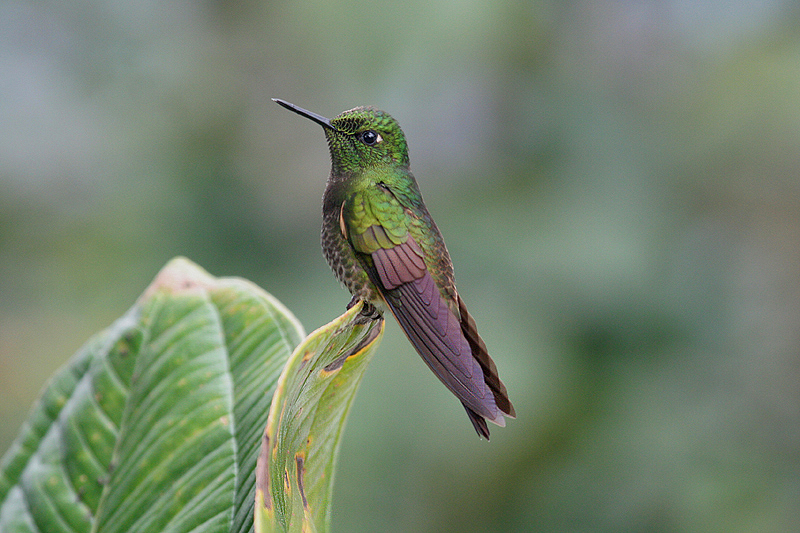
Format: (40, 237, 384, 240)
(360, 130, 381, 145)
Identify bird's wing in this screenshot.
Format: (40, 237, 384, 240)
(342, 187, 507, 435)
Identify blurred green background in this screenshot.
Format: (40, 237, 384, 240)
(2, 0, 799, 531)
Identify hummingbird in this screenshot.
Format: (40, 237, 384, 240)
(273, 98, 515, 439)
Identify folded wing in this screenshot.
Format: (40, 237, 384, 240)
(350, 218, 513, 438)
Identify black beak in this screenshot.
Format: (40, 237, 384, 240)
(273, 98, 337, 131)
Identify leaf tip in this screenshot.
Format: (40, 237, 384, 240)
(140, 257, 215, 301)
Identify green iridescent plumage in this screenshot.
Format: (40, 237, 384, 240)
(274, 99, 515, 439)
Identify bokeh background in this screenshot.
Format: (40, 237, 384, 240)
(2, 0, 800, 531)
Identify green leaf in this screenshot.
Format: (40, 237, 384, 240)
(0, 257, 304, 533)
(255, 302, 385, 533)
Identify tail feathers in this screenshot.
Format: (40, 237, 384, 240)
(458, 295, 516, 420)
(464, 405, 491, 440)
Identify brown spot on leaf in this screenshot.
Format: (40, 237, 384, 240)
(256, 433, 272, 509)
(296, 455, 308, 509)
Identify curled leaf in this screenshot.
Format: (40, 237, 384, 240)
(255, 303, 384, 533)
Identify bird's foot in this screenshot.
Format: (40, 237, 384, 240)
(360, 302, 382, 320)
(347, 296, 383, 324)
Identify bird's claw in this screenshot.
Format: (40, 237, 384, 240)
(360, 302, 382, 320)
(347, 297, 383, 324)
